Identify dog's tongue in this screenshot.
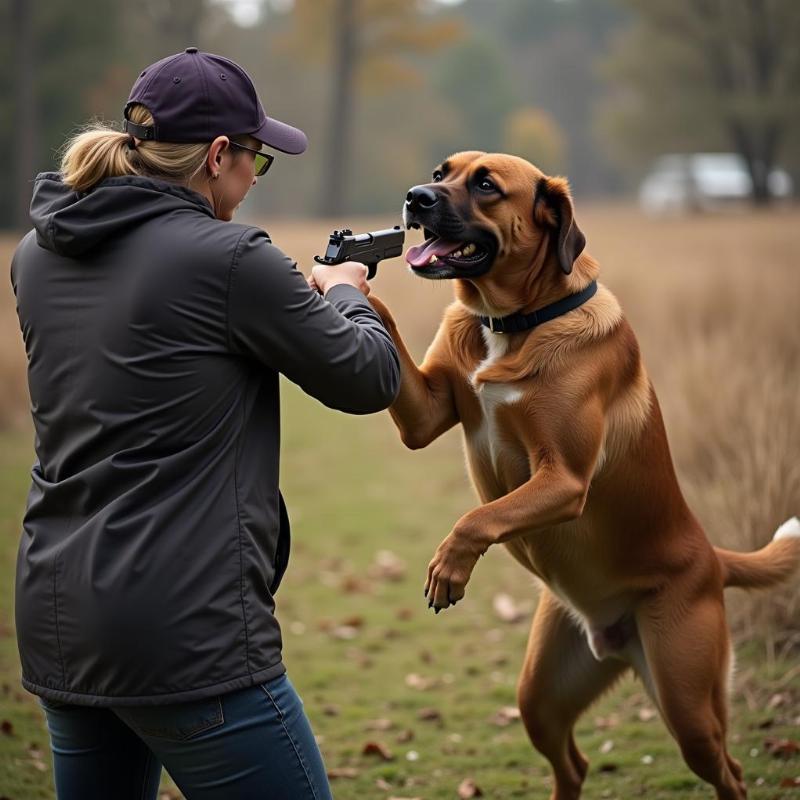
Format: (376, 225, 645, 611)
(405, 237, 461, 268)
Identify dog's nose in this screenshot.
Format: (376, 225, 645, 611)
(406, 185, 439, 212)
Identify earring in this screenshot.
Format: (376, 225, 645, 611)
(212, 173, 220, 180)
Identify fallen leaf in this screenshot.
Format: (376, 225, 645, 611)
(637, 707, 657, 722)
(598, 763, 618, 773)
(594, 713, 620, 730)
(780, 776, 800, 788)
(764, 737, 800, 759)
(599, 739, 614, 754)
(492, 593, 525, 623)
(369, 550, 407, 582)
(362, 741, 394, 761)
(328, 767, 359, 779)
(340, 575, 373, 594)
(365, 718, 393, 731)
(28, 743, 47, 772)
(375, 777, 394, 790)
(322, 705, 340, 717)
(417, 707, 443, 723)
(458, 777, 484, 797)
(347, 650, 373, 668)
(1, 720, 13, 736)
(396, 729, 414, 743)
(330, 625, 360, 640)
(404, 673, 438, 691)
(489, 706, 521, 727)
(768, 692, 789, 709)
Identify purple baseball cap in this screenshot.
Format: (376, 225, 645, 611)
(123, 47, 307, 155)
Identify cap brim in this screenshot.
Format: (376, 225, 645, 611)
(251, 116, 308, 155)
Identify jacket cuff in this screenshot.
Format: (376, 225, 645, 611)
(324, 283, 371, 307)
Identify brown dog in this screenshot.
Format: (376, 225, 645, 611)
(368, 151, 800, 800)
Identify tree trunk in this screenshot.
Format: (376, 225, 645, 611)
(13, 0, 37, 230)
(727, 121, 774, 208)
(695, 0, 783, 208)
(318, 0, 357, 217)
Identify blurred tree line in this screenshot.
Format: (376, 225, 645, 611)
(2, 0, 799, 228)
(602, 0, 800, 205)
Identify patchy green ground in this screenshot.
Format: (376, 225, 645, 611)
(1, 385, 798, 799)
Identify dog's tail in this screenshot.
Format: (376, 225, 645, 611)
(715, 517, 800, 590)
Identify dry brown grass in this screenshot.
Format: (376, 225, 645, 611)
(2, 204, 798, 644)
(0, 244, 30, 430)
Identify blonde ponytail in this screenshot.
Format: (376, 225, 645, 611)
(60, 105, 213, 193)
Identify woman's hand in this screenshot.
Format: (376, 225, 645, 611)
(309, 262, 370, 297)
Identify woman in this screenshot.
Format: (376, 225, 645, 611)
(11, 48, 400, 799)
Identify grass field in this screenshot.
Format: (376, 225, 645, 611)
(1, 205, 799, 798)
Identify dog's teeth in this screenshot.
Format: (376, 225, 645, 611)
(429, 254, 438, 264)
(464, 243, 476, 255)
(453, 250, 462, 258)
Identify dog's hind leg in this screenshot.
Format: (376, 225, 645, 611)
(635, 591, 746, 800)
(517, 588, 628, 800)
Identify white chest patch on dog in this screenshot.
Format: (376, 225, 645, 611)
(469, 328, 520, 393)
(468, 328, 523, 471)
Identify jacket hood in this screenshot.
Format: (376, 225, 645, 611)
(30, 172, 215, 257)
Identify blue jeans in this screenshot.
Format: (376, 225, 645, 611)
(39, 673, 333, 800)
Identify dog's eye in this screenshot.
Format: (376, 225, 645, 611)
(432, 171, 443, 183)
(478, 177, 496, 192)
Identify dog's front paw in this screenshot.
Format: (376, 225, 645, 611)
(424, 532, 482, 613)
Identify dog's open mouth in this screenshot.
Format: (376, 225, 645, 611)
(405, 228, 494, 279)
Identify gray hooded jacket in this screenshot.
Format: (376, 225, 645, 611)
(11, 172, 400, 706)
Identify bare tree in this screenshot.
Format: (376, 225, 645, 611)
(291, 0, 461, 216)
(13, 0, 38, 229)
(601, 0, 800, 205)
(321, 0, 358, 217)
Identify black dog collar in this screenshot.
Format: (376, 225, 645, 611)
(479, 280, 598, 334)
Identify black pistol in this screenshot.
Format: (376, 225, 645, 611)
(313, 226, 405, 279)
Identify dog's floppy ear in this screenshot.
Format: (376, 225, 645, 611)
(533, 176, 586, 275)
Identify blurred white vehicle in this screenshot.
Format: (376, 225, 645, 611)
(638, 153, 793, 214)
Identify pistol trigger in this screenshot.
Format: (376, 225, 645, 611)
(366, 262, 378, 280)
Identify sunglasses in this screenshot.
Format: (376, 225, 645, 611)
(228, 141, 274, 177)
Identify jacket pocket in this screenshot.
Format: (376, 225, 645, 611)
(114, 695, 224, 741)
(269, 490, 291, 594)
